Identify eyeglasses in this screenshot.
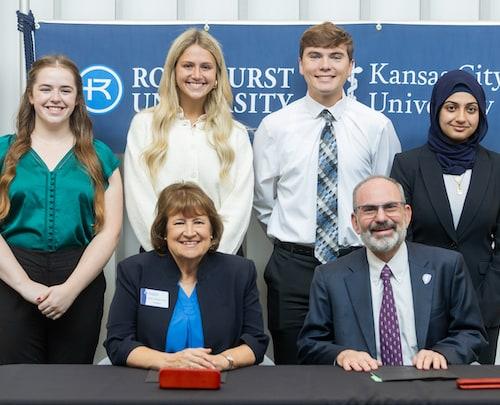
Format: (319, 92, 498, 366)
(355, 202, 405, 218)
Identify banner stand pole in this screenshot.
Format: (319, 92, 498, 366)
(18, 0, 29, 93)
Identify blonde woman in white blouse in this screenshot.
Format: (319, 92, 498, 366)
(124, 28, 253, 254)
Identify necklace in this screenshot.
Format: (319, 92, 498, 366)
(453, 174, 465, 195)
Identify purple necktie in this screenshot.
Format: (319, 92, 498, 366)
(379, 265, 403, 366)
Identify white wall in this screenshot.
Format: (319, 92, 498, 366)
(1, 0, 498, 364)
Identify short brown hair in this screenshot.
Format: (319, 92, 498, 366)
(299, 22, 353, 60)
(150, 182, 224, 254)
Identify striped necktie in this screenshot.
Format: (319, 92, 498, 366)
(314, 109, 338, 263)
(379, 265, 403, 366)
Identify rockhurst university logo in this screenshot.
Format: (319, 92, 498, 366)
(81, 65, 123, 114)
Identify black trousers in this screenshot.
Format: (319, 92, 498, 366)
(264, 245, 320, 364)
(0, 246, 105, 364)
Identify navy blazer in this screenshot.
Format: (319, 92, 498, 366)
(297, 242, 487, 365)
(391, 145, 500, 327)
(105, 250, 269, 365)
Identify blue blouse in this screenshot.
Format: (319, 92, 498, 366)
(165, 285, 204, 352)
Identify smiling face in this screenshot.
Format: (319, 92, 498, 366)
(299, 44, 353, 107)
(352, 178, 412, 262)
(438, 91, 480, 143)
(28, 66, 77, 132)
(166, 211, 213, 269)
(175, 44, 217, 109)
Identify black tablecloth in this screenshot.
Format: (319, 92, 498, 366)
(0, 364, 499, 404)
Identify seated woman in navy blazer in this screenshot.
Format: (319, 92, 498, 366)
(105, 182, 268, 370)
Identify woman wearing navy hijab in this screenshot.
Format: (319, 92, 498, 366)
(391, 70, 500, 364)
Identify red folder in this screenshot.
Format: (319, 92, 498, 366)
(159, 368, 221, 390)
(456, 377, 500, 390)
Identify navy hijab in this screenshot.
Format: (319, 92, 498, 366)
(427, 69, 488, 175)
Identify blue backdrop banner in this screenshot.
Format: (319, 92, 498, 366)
(34, 21, 500, 153)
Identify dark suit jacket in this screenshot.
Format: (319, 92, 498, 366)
(391, 145, 500, 327)
(105, 250, 269, 366)
(297, 243, 486, 365)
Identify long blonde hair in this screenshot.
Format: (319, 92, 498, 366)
(0, 55, 106, 233)
(143, 28, 235, 182)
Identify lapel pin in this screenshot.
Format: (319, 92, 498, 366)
(422, 274, 432, 285)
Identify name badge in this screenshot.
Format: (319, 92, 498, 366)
(140, 288, 169, 308)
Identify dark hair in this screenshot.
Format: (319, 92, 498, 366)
(299, 22, 353, 60)
(150, 182, 224, 254)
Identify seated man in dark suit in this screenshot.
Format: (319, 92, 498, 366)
(297, 175, 487, 371)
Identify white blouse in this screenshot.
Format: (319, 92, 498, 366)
(443, 169, 472, 229)
(124, 110, 254, 254)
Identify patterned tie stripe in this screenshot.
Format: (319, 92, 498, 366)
(314, 109, 338, 264)
(379, 265, 403, 366)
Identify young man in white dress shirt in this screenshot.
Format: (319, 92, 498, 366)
(253, 22, 401, 364)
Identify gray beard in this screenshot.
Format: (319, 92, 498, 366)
(360, 226, 407, 254)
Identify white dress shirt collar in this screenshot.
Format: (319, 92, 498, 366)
(367, 241, 408, 283)
(304, 91, 348, 121)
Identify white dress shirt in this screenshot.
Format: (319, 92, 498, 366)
(253, 92, 401, 247)
(367, 242, 419, 365)
(124, 110, 254, 254)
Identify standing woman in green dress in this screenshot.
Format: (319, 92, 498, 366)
(0, 55, 123, 364)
